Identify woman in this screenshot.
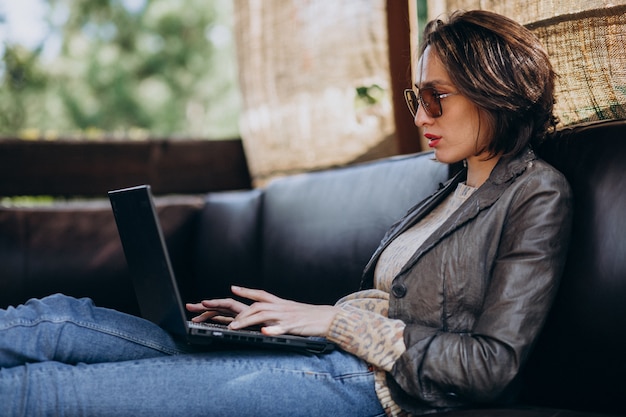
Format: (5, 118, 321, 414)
(0, 10, 572, 416)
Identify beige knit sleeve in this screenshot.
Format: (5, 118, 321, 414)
(328, 290, 406, 372)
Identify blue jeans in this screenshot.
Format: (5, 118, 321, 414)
(0, 294, 385, 417)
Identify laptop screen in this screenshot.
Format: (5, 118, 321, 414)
(109, 185, 189, 337)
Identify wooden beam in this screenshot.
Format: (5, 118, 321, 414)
(386, 0, 422, 154)
(0, 138, 251, 197)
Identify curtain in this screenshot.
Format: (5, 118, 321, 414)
(426, 0, 626, 126)
(233, 0, 394, 183)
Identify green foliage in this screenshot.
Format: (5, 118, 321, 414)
(0, 0, 240, 139)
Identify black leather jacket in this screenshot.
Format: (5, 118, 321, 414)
(361, 148, 573, 414)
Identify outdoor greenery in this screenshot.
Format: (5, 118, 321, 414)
(0, 0, 240, 139)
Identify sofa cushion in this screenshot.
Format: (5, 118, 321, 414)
(522, 119, 626, 415)
(0, 202, 134, 312)
(193, 189, 264, 300)
(259, 151, 450, 304)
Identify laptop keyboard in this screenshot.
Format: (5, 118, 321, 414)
(188, 321, 263, 335)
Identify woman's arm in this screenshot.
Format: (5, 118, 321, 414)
(187, 286, 340, 337)
(323, 290, 407, 371)
(187, 287, 410, 371)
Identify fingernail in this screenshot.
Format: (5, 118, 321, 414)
(231, 285, 241, 291)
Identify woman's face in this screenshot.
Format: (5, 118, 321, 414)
(413, 46, 494, 167)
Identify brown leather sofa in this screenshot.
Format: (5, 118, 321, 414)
(1, 119, 624, 416)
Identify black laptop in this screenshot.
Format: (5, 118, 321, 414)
(108, 185, 334, 354)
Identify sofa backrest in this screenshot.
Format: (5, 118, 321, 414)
(194, 152, 450, 305)
(0, 197, 204, 315)
(194, 189, 264, 300)
(260, 152, 450, 304)
(194, 119, 626, 415)
(521, 119, 626, 415)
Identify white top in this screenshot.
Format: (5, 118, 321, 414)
(374, 182, 477, 291)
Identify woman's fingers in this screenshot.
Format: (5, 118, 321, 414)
(230, 286, 283, 304)
(188, 309, 236, 324)
(200, 297, 248, 314)
(229, 299, 340, 338)
(185, 297, 249, 323)
(185, 302, 207, 312)
(186, 287, 283, 318)
(229, 302, 281, 330)
(261, 325, 287, 336)
(184, 287, 339, 337)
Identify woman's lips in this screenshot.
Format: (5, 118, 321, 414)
(424, 133, 441, 148)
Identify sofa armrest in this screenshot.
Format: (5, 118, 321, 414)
(192, 189, 264, 301)
(0, 196, 204, 315)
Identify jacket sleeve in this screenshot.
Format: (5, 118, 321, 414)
(389, 169, 573, 408)
(327, 290, 407, 371)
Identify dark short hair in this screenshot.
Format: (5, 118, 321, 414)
(420, 10, 558, 157)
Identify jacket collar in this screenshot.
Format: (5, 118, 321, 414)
(489, 147, 536, 185)
(360, 147, 537, 289)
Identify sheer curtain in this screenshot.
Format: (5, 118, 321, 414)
(426, 0, 626, 126)
(233, 0, 395, 184)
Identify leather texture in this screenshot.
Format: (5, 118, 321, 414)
(0, 119, 624, 416)
(363, 150, 573, 414)
(193, 189, 263, 300)
(521, 120, 626, 415)
(259, 152, 449, 304)
(0, 197, 204, 315)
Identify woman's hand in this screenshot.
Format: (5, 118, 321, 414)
(186, 286, 340, 337)
(186, 295, 248, 326)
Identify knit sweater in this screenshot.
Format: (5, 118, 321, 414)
(326, 183, 476, 416)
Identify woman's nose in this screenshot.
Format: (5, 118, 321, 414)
(414, 104, 433, 127)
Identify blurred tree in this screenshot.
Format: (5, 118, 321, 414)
(0, 44, 48, 133)
(0, 0, 240, 139)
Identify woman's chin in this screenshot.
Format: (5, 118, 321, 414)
(431, 150, 452, 164)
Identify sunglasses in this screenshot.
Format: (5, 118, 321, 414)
(403, 87, 458, 118)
